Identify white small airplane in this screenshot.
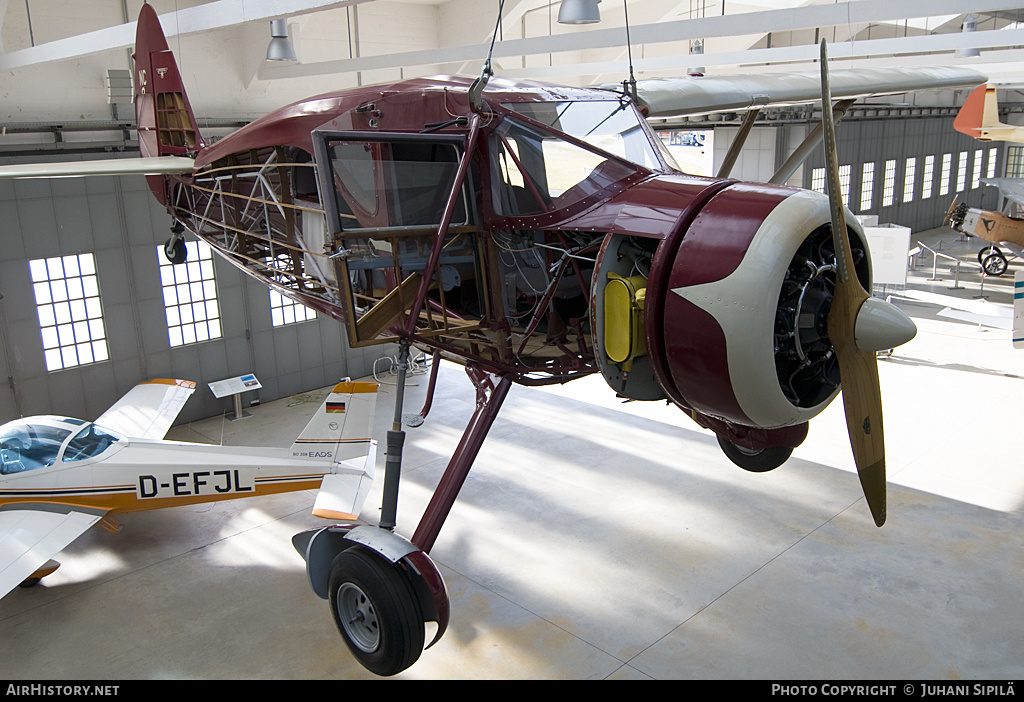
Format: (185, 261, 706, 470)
(0, 378, 378, 597)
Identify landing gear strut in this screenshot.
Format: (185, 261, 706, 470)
(296, 345, 511, 676)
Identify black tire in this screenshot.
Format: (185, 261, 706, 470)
(977, 246, 1002, 264)
(328, 546, 425, 676)
(164, 237, 187, 264)
(717, 435, 792, 473)
(982, 251, 1008, 277)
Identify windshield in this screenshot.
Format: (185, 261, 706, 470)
(63, 424, 120, 463)
(506, 99, 672, 171)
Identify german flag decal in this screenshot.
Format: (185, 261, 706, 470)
(326, 402, 347, 413)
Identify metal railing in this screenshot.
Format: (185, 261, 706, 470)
(915, 240, 989, 297)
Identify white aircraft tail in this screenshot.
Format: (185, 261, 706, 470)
(291, 380, 379, 521)
(290, 380, 378, 463)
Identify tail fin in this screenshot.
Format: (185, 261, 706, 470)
(295, 381, 379, 522)
(954, 84, 1003, 141)
(291, 381, 379, 463)
(134, 4, 205, 202)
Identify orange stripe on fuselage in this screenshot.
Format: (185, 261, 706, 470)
(0, 476, 325, 515)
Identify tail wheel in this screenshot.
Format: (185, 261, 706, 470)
(164, 237, 187, 264)
(328, 546, 425, 676)
(716, 435, 793, 473)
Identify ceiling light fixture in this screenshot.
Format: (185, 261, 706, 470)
(557, 0, 601, 25)
(266, 19, 297, 61)
(954, 13, 981, 58)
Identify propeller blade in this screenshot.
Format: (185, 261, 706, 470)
(945, 196, 959, 224)
(820, 39, 887, 527)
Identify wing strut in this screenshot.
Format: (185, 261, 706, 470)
(717, 108, 761, 179)
(769, 98, 854, 185)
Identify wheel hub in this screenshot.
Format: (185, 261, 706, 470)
(337, 582, 381, 653)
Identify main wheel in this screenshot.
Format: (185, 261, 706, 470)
(717, 435, 792, 473)
(982, 251, 1008, 277)
(977, 246, 1002, 264)
(164, 237, 187, 264)
(328, 546, 425, 676)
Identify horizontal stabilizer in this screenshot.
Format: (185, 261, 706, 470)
(312, 441, 377, 521)
(0, 156, 195, 180)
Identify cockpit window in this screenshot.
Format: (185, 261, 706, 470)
(0, 420, 72, 474)
(505, 99, 667, 171)
(492, 115, 638, 216)
(62, 424, 120, 463)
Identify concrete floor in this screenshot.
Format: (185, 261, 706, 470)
(1, 226, 1023, 680)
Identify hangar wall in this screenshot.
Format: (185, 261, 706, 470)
(0, 161, 388, 425)
(805, 114, 1004, 232)
(711, 114, 1003, 234)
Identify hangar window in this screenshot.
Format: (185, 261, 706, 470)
(839, 164, 851, 203)
(156, 240, 222, 347)
(28, 253, 109, 372)
(939, 154, 952, 196)
(860, 162, 874, 211)
(267, 254, 317, 326)
(270, 290, 316, 326)
(987, 148, 998, 178)
(956, 152, 968, 192)
(921, 156, 934, 200)
(972, 150, 983, 189)
(1007, 147, 1024, 178)
(810, 167, 825, 194)
(903, 157, 915, 203)
(882, 160, 896, 207)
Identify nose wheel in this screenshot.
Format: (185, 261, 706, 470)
(328, 546, 425, 676)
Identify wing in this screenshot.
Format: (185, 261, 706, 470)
(901, 289, 1012, 330)
(94, 378, 197, 440)
(629, 66, 987, 118)
(982, 178, 1024, 209)
(0, 156, 195, 180)
(0, 506, 106, 598)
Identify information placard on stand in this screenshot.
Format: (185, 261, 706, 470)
(208, 374, 262, 420)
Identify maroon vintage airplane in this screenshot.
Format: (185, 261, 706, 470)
(0, 4, 987, 676)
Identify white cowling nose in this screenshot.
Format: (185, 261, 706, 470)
(854, 297, 917, 352)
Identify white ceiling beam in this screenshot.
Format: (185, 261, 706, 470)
(497, 27, 1024, 81)
(257, 0, 1021, 81)
(0, 0, 374, 70)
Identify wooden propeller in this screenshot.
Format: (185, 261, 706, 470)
(819, 39, 904, 527)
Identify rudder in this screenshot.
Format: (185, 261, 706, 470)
(954, 84, 1002, 140)
(133, 4, 205, 202)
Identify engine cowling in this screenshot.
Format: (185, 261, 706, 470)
(643, 181, 869, 449)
